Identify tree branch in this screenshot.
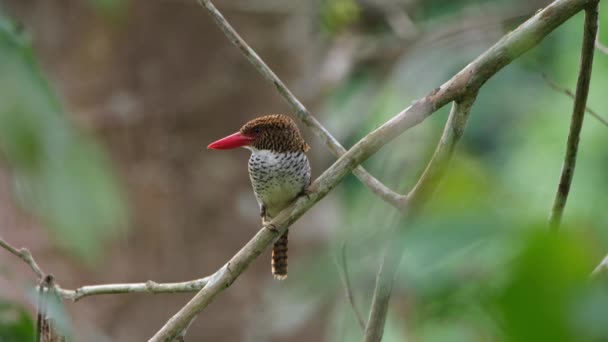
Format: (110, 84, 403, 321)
(363, 241, 402, 342)
(0, 236, 210, 302)
(541, 73, 608, 127)
(154, 0, 593, 338)
(548, 1, 599, 230)
(0, 236, 45, 280)
(195, 0, 407, 209)
(335, 242, 365, 330)
(149, 0, 593, 339)
(56, 277, 211, 302)
(364, 96, 477, 342)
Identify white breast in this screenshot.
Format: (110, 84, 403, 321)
(247, 149, 311, 218)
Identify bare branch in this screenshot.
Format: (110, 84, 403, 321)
(363, 242, 402, 342)
(150, 0, 593, 339)
(195, 0, 406, 209)
(364, 97, 477, 342)
(56, 277, 210, 302)
(542, 73, 608, 127)
(1, 235, 210, 301)
(406, 96, 477, 207)
(549, 1, 599, 230)
(335, 242, 365, 330)
(1, 236, 45, 280)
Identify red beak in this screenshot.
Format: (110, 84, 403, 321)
(207, 132, 254, 150)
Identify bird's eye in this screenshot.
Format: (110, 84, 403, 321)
(254, 128, 261, 134)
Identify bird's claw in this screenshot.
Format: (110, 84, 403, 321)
(298, 188, 312, 200)
(264, 222, 279, 233)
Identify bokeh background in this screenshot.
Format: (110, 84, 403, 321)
(1, 0, 607, 341)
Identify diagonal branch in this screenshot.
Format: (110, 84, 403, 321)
(196, 0, 406, 209)
(364, 96, 477, 342)
(541, 73, 608, 127)
(549, 1, 599, 230)
(150, 0, 593, 339)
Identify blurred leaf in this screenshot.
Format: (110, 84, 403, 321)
(26, 287, 73, 341)
(570, 286, 608, 340)
(0, 301, 35, 342)
(87, 0, 128, 17)
(0, 14, 126, 262)
(496, 231, 595, 342)
(320, 0, 361, 34)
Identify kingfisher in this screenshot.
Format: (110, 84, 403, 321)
(207, 114, 311, 279)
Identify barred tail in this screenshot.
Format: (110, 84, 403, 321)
(272, 230, 288, 280)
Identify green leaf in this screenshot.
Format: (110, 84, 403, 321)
(497, 231, 595, 342)
(0, 301, 35, 342)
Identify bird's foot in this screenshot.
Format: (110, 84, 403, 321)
(264, 222, 279, 233)
(298, 188, 312, 200)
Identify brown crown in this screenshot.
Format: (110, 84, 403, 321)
(240, 114, 310, 153)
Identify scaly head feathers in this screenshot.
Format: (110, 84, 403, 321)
(208, 114, 309, 153)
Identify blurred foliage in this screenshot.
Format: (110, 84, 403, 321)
(86, 0, 128, 18)
(0, 301, 35, 342)
(0, 293, 71, 341)
(0, 13, 126, 262)
(319, 0, 361, 34)
(26, 286, 74, 341)
(255, 0, 608, 341)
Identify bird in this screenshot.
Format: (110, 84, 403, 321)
(207, 114, 311, 280)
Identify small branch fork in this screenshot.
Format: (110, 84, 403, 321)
(148, 0, 597, 340)
(364, 96, 477, 342)
(549, 1, 599, 230)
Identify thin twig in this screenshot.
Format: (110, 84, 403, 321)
(596, 19, 608, 55)
(591, 254, 608, 279)
(0, 236, 211, 301)
(549, 1, 599, 230)
(150, 1, 592, 339)
(364, 97, 477, 342)
(56, 277, 211, 302)
(541, 73, 608, 127)
(195, 0, 407, 209)
(335, 242, 365, 330)
(0, 236, 45, 279)
(363, 242, 402, 342)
